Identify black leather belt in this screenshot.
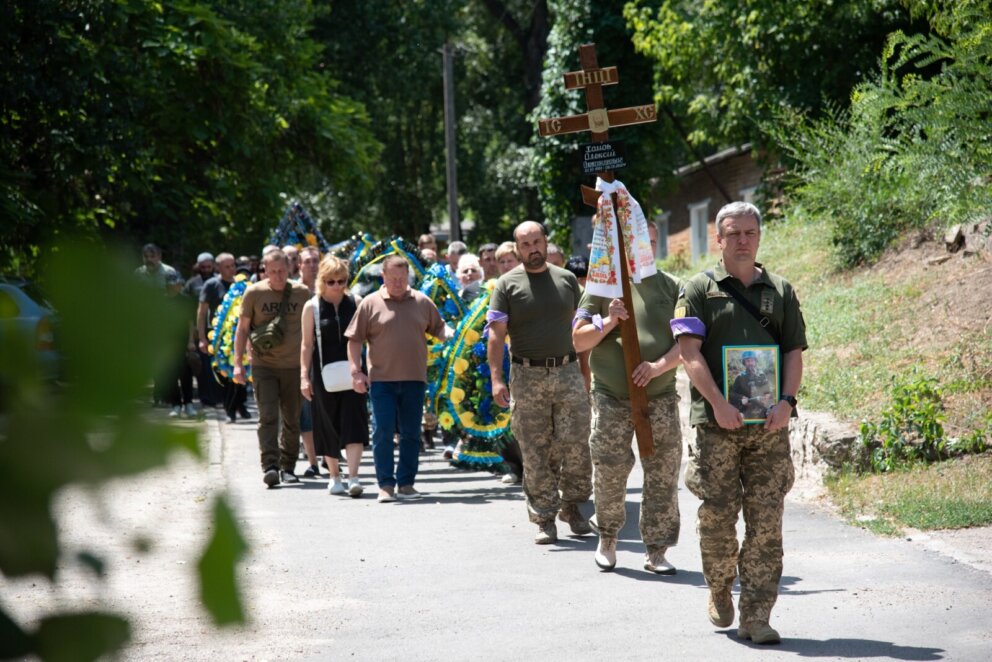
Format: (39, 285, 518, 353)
(511, 352, 577, 368)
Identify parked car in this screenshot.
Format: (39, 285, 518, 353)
(0, 277, 60, 381)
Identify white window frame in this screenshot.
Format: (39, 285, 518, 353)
(654, 213, 670, 260)
(688, 199, 711, 263)
(739, 185, 758, 204)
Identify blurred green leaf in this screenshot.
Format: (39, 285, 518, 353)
(35, 612, 129, 662)
(198, 495, 247, 626)
(0, 244, 200, 578)
(46, 243, 187, 415)
(0, 490, 57, 578)
(0, 602, 34, 659)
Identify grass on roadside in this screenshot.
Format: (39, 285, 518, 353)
(825, 453, 992, 535)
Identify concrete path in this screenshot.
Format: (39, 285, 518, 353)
(4, 404, 990, 661)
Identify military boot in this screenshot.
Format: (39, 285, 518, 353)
(643, 546, 676, 575)
(558, 503, 593, 536)
(595, 536, 617, 570)
(534, 521, 558, 545)
(737, 621, 781, 645)
(708, 584, 735, 628)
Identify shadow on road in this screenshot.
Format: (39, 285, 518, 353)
(719, 632, 945, 659)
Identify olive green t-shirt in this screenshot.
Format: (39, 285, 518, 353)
(241, 279, 311, 369)
(489, 264, 581, 359)
(675, 261, 808, 425)
(578, 271, 682, 401)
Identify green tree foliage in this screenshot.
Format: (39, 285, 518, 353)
(312, 1, 546, 245)
(767, 0, 992, 265)
(0, 243, 248, 659)
(0, 1, 380, 275)
(624, 0, 915, 149)
(532, 0, 684, 240)
(456, 1, 551, 241)
(313, 1, 461, 241)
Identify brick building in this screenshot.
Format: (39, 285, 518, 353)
(648, 144, 764, 261)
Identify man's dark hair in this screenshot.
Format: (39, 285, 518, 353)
(478, 242, 497, 255)
(142, 243, 161, 256)
(565, 255, 588, 278)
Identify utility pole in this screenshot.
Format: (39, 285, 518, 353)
(442, 42, 460, 243)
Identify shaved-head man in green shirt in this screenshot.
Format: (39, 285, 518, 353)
(487, 221, 593, 545)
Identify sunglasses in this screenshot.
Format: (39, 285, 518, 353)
(325, 278, 348, 286)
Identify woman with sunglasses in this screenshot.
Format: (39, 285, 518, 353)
(300, 255, 368, 497)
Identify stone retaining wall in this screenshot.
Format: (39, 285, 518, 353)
(789, 411, 861, 481)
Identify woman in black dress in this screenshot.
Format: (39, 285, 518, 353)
(300, 255, 369, 497)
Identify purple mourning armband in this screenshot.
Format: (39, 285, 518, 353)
(484, 309, 508, 333)
(572, 308, 604, 332)
(670, 316, 706, 338)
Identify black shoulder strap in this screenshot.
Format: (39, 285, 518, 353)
(705, 270, 781, 346)
(272, 283, 294, 326)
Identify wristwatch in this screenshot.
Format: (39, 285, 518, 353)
(780, 395, 798, 407)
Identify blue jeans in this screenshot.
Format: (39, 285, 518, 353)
(370, 381, 426, 489)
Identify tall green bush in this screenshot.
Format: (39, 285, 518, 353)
(766, 0, 992, 265)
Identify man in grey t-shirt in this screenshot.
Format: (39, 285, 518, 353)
(487, 221, 593, 545)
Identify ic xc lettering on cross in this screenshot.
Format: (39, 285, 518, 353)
(537, 43, 658, 457)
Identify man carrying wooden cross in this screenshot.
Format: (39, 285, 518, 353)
(573, 222, 684, 574)
(538, 42, 682, 570)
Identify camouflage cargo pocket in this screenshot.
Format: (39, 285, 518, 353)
(683, 440, 705, 500)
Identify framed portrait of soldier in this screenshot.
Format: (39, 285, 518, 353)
(723, 345, 780, 424)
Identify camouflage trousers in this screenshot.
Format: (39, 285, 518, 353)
(589, 391, 682, 548)
(684, 423, 795, 624)
(509, 360, 592, 524)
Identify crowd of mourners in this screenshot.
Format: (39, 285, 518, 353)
(136, 200, 807, 646)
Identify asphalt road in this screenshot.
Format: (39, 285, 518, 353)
(5, 403, 989, 662)
(213, 409, 991, 662)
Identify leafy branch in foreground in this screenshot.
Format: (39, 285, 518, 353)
(0, 242, 247, 661)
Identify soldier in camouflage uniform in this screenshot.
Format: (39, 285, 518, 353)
(487, 220, 593, 545)
(573, 223, 684, 573)
(671, 202, 807, 645)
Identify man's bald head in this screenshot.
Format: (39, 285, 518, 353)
(512, 220, 545, 242)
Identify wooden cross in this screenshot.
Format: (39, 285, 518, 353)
(537, 43, 657, 458)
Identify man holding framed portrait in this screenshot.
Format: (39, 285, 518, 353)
(671, 201, 807, 645)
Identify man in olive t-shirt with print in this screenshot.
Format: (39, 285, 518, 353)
(233, 250, 312, 488)
(487, 221, 593, 545)
(572, 223, 684, 574)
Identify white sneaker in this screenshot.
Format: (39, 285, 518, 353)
(328, 478, 347, 495)
(347, 477, 364, 497)
(169, 405, 181, 418)
(500, 472, 520, 484)
(595, 536, 617, 570)
(183, 403, 197, 418)
(644, 547, 677, 575)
